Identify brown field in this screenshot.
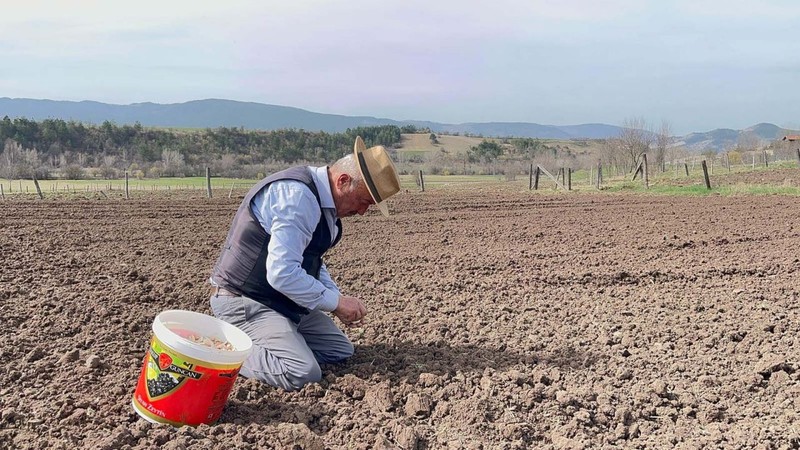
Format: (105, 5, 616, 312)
(1, 185, 799, 449)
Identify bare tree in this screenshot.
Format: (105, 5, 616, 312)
(618, 117, 653, 173)
(737, 132, 760, 152)
(161, 149, 186, 177)
(654, 120, 672, 172)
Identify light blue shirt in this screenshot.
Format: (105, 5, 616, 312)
(249, 166, 341, 312)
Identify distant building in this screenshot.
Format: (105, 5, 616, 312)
(784, 136, 800, 158)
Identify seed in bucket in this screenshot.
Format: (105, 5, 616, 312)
(187, 333, 234, 351)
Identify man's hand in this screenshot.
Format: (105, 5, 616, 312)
(333, 295, 367, 327)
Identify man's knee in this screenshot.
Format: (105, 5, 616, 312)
(285, 360, 322, 391)
(241, 357, 322, 391)
(336, 340, 355, 361)
(315, 338, 354, 364)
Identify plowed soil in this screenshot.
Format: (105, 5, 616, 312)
(1, 186, 799, 449)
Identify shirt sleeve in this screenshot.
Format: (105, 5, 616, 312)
(251, 181, 340, 312)
(317, 263, 341, 300)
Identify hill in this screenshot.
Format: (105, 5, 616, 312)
(674, 123, 799, 152)
(0, 97, 621, 140)
(1, 97, 797, 152)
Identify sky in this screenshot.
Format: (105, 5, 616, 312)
(1, 0, 799, 135)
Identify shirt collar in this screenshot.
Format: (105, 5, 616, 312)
(311, 166, 336, 209)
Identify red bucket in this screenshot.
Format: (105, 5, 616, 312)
(131, 310, 252, 426)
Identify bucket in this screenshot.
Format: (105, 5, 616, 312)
(131, 309, 252, 426)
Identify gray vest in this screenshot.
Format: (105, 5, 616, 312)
(211, 167, 342, 323)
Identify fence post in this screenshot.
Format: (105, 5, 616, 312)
(206, 167, 212, 198)
(726, 153, 731, 172)
(763, 150, 768, 167)
(228, 182, 235, 199)
(684, 163, 689, 177)
(533, 166, 540, 190)
(752, 154, 755, 169)
(643, 154, 649, 189)
(418, 170, 425, 192)
(0, 184, 4, 199)
(567, 168, 572, 191)
(701, 160, 711, 189)
(796, 149, 800, 166)
(32, 175, 43, 199)
(596, 163, 602, 189)
(125, 171, 130, 200)
(528, 163, 533, 190)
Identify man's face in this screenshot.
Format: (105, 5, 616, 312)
(333, 175, 375, 218)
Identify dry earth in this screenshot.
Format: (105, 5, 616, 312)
(1, 184, 799, 449)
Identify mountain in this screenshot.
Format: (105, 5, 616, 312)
(0, 97, 620, 140)
(674, 123, 799, 152)
(1, 98, 796, 150)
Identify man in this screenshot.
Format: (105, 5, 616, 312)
(209, 136, 401, 391)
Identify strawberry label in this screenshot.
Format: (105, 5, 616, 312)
(158, 353, 173, 370)
(133, 334, 243, 426)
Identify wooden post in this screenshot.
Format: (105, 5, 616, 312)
(596, 163, 602, 189)
(0, 184, 4, 199)
(684, 163, 689, 177)
(752, 154, 755, 169)
(796, 149, 800, 166)
(528, 163, 533, 190)
(631, 164, 638, 181)
(567, 168, 572, 191)
(643, 154, 649, 189)
(763, 150, 768, 167)
(228, 182, 235, 199)
(206, 167, 212, 198)
(590, 167, 594, 186)
(125, 171, 130, 200)
(533, 166, 540, 190)
(701, 160, 711, 190)
(32, 175, 43, 199)
(418, 170, 425, 192)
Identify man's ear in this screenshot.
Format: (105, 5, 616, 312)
(336, 173, 352, 190)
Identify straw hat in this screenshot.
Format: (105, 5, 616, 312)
(353, 136, 401, 216)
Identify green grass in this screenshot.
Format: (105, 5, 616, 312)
(0, 177, 259, 194)
(603, 182, 800, 196)
(2, 165, 798, 197)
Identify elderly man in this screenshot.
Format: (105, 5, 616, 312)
(209, 136, 401, 391)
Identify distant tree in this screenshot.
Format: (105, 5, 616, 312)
(617, 117, 653, 173)
(63, 164, 84, 180)
(161, 149, 186, 177)
(429, 133, 438, 144)
(737, 132, 760, 152)
(654, 120, 672, 172)
(467, 140, 503, 163)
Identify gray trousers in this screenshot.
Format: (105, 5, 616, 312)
(210, 293, 354, 391)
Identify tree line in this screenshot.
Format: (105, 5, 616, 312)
(0, 116, 417, 180)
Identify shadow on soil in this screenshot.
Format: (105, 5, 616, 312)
(334, 340, 599, 382)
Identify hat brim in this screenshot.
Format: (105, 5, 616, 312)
(354, 136, 390, 217)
